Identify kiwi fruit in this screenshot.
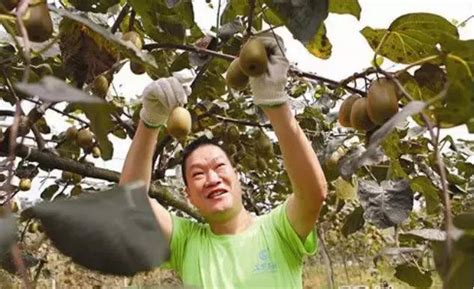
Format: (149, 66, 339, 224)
(338, 94, 361, 127)
(367, 78, 399, 125)
(65, 126, 78, 140)
(350, 98, 376, 131)
(167, 107, 192, 139)
(122, 31, 143, 49)
(19, 178, 32, 191)
(22, 1, 53, 42)
(130, 61, 146, 75)
(91, 75, 109, 98)
(61, 171, 73, 182)
(226, 58, 249, 90)
(76, 129, 94, 149)
(91, 146, 101, 158)
(239, 39, 268, 77)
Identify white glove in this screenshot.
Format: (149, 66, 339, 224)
(139, 70, 193, 128)
(249, 33, 289, 107)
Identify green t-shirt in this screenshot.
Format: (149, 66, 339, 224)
(164, 200, 318, 289)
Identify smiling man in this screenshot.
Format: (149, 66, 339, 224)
(120, 33, 327, 289)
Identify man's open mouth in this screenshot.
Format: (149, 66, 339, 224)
(207, 189, 228, 199)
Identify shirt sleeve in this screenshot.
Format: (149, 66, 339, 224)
(267, 199, 318, 260)
(160, 214, 197, 274)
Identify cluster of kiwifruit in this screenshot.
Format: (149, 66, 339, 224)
(338, 78, 401, 131)
(65, 126, 101, 158)
(226, 38, 268, 90)
(120, 31, 192, 139)
(1, 0, 53, 43)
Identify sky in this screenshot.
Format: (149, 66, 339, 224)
(4, 0, 473, 201)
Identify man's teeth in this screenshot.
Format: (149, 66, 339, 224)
(208, 191, 226, 198)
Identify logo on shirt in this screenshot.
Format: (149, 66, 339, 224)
(253, 249, 277, 273)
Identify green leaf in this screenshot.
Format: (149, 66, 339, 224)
(467, 118, 474, 133)
(77, 104, 115, 161)
(433, 236, 474, 289)
(394, 263, 432, 288)
(262, 8, 284, 26)
(410, 176, 441, 215)
(441, 35, 474, 77)
(170, 52, 191, 72)
(305, 24, 332, 59)
(220, 0, 248, 25)
(41, 184, 60, 200)
(454, 212, 474, 230)
(15, 76, 104, 103)
(264, 0, 329, 44)
(128, 0, 194, 44)
(341, 206, 364, 237)
(434, 79, 474, 127)
(361, 13, 458, 64)
(357, 180, 413, 229)
(328, 0, 361, 20)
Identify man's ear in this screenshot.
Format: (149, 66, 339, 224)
(184, 187, 196, 208)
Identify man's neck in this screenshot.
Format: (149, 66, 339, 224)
(209, 208, 253, 235)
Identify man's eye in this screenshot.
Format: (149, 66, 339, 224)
(193, 172, 203, 177)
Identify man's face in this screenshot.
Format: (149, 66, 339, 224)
(184, 144, 243, 221)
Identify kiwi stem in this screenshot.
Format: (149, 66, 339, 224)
(14, 0, 33, 83)
(216, 0, 222, 37)
(246, 0, 257, 37)
(128, 9, 136, 32)
(110, 3, 130, 33)
(395, 55, 440, 76)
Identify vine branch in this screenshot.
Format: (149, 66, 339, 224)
(143, 43, 365, 94)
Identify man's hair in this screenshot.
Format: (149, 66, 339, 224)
(180, 136, 231, 186)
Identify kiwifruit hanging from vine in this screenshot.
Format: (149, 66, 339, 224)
(76, 129, 94, 149)
(350, 98, 376, 131)
(1, 0, 18, 11)
(226, 58, 249, 90)
(65, 126, 78, 140)
(239, 39, 268, 77)
(91, 146, 101, 158)
(167, 107, 192, 140)
(130, 61, 146, 75)
(91, 75, 109, 98)
(338, 94, 361, 127)
(19, 178, 32, 191)
(22, 1, 53, 42)
(367, 78, 399, 125)
(122, 31, 143, 49)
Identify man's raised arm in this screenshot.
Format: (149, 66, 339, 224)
(119, 76, 190, 241)
(248, 35, 328, 240)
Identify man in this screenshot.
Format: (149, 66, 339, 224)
(120, 34, 327, 289)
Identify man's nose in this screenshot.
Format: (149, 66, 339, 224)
(205, 170, 221, 186)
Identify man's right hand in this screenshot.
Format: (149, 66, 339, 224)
(139, 73, 192, 128)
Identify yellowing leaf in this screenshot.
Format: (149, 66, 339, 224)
(305, 24, 332, 59)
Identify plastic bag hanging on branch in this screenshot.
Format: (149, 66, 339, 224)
(21, 182, 170, 276)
